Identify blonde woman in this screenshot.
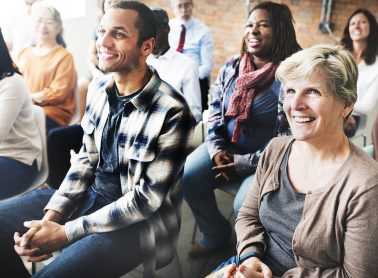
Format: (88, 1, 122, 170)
(219, 45, 378, 278)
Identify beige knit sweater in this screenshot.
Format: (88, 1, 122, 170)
(236, 136, 378, 277)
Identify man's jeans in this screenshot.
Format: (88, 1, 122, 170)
(0, 189, 143, 277)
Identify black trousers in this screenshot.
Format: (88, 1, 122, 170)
(199, 77, 210, 111)
(47, 124, 84, 188)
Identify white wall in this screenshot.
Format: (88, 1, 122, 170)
(63, 0, 98, 77)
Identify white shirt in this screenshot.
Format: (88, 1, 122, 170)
(147, 48, 202, 122)
(169, 17, 214, 79)
(353, 57, 378, 143)
(354, 58, 378, 116)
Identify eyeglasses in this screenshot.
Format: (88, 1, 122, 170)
(34, 17, 56, 26)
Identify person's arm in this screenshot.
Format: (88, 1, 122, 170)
(198, 26, 214, 79)
(207, 57, 236, 159)
(35, 53, 77, 106)
(182, 59, 202, 122)
(282, 185, 378, 278)
(353, 68, 378, 116)
(62, 107, 195, 242)
(235, 146, 269, 259)
(0, 76, 25, 143)
(14, 90, 100, 261)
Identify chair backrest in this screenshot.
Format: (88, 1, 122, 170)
(363, 144, 374, 158)
(189, 110, 209, 151)
(23, 105, 49, 193)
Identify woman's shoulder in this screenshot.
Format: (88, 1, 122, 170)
(17, 46, 33, 60)
(267, 136, 293, 149)
(217, 55, 240, 80)
(53, 46, 74, 58)
(224, 55, 240, 67)
(0, 73, 29, 100)
(344, 143, 378, 191)
(359, 56, 378, 71)
(1, 73, 28, 88)
(261, 137, 294, 163)
(349, 144, 378, 171)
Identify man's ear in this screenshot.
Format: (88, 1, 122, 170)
(140, 37, 155, 57)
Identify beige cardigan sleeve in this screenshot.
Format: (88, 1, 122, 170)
(283, 184, 378, 278)
(235, 141, 270, 258)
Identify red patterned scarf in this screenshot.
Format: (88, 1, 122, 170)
(225, 53, 279, 143)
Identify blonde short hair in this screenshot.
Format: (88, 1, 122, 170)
(276, 45, 358, 106)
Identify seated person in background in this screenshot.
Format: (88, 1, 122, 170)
(147, 8, 202, 122)
(341, 9, 378, 137)
(0, 2, 195, 277)
(220, 45, 378, 278)
(0, 29, 42, 199)
(182, 1, 300, 258)
(16, 3, 77, 133)
(169, 0, 214, 111)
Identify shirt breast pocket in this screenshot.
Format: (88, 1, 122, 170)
(125, 145, 155, 181)
(126, 146, 155, 162)
(81, 116, 98, 163)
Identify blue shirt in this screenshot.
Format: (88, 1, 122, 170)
(224, 79, 280, 154)
(169, 17, 214, 79)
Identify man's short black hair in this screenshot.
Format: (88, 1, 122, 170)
(112, 1, 157, 47)
(152, 8, 169, 26)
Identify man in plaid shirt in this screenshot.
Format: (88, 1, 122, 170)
(0, 1, 195, 277)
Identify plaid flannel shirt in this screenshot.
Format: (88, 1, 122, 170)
(45, 68, 195, 276)
(207, 55, 291, 174)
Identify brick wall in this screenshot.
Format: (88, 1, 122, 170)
(141, 0, 378, 81)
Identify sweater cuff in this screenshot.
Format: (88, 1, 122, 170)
(233, 154, 254, 175)
(238, 252, 261, 266)
(44, 193, 75, 217)
(64, 217, 86, 242)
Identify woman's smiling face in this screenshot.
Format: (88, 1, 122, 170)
(283, 73, 349, 144)
(244, 9, 273, 59)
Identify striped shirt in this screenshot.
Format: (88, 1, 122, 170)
(44, 68, 195, 276)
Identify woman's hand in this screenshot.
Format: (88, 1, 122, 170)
(32, 91, 47, 106)
(224, 257, 272, 278)
(212, 151, 238, 182)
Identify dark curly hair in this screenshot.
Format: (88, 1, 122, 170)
(240, 1, 302, 63)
